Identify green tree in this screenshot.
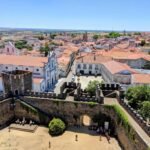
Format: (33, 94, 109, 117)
(15, 40, 27, 49)
(93, 34, 99, 41)
(108, 32, 121, 38)
(125, 85, 150, 109)
(40, 46, 50, 57)
(140, 101, 150, 119)
(50, 34, 57, 39)
(140, 40, 146, 46)
(134, 32, 141, 35)
(143, 61, 150, 69)
(71, 33, 77, 38)
(86, 80, 101, 95)
(48, 118, 66, 136)
(38, 35, 44, 40)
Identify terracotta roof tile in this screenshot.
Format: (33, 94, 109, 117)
(132, 74, 150, 84)
(102, 61, 137, 74)
(76, 53, 112, 64)
(0, 54, 48, 67)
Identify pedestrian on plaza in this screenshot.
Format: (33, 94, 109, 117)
(75, 134, 78, 141)
(49, 141, 51, 149)
(99, 134, 102, 141)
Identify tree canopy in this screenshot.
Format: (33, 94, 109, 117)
(48, 118, 66, 136)
(50, 34, 57, 39)
(143, 61, 150, 69)
(140, 40, 146, 46)
(15, 40, 32, 50)
(93, 34, 100, 40)
(125, 85, 150, 109)
(37, 35, 45, 40)
(134, 32, 141, 35)
(40, 46, 49, 57)
(86, 80, 102, 95)
(140, 101, 150, 119)
(125, 85, 150, 120)
(105, 32, 121, 38)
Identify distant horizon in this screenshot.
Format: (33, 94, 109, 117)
(0, 26, 149, 33)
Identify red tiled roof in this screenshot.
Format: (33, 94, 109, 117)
(76, 53, 112, 64)
(102, 61, 137, 74)
(0, 54, 48, 67)
(132, 74, 150, 84)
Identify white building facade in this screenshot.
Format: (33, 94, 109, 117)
(0, 51, 58, 92)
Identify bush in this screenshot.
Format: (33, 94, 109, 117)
(140, 101, 150, 119)
(86, 80, 101, 96)
(48, 118, 66, 136)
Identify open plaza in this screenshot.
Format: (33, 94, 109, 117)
(0, 126, 121, 150)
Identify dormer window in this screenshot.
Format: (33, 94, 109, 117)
(6, 67, 8, 69)
(36, 69, 39, 72)
(26, 68, 28, 71)
(16, 67, 18, 70)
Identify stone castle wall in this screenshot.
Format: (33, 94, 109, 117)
(0, 97, 149, 150)
(20, 96, 149, 150)
(0, 98, 14, 129)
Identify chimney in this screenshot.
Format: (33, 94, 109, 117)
(82, 57, 83, 63)
(94, 54, 96, 61)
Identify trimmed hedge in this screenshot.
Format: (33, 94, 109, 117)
(48, 118, 66, 136)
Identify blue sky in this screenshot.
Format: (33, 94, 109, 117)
(0, 0, 150, 31)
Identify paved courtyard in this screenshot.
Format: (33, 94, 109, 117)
(0, 126, 121, 150)
(75, 76, 103, 90)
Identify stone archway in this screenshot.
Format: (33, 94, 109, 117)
(80, 115, 92, 126)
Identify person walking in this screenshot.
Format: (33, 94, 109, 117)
(75, 134, 78, 141)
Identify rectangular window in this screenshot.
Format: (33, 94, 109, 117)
(95, 65, 98, 70)
(89, 64, 92, 69)
(83, 64, 87, 69)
